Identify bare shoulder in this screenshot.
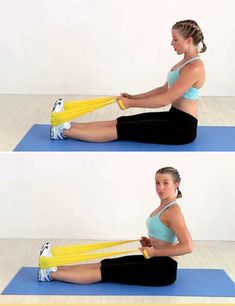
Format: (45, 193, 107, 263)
(192, 59, 205, 73)
(164, 204, 183, 219)
(182, 59, 205, 75)
(161, 204, 184, 227)
(168, 203, 182, 214)
(181, 59, 206, 86)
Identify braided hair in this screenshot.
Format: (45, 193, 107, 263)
(156, 167, 182, 198)
(172, 20, 207, 53)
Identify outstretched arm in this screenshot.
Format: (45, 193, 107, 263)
(121, 82, 168, 100)
(119, 64, 201, 109)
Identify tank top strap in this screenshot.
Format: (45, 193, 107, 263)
(159, 201, 178, 215)
(178, 56, 200, 70)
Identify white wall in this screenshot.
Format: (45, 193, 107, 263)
(0, 0, 235, 96)
(0, 153, 234, 241)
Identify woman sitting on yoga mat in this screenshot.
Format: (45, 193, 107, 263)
(51, 19, 206, 144)
(38, 167, 193, 286)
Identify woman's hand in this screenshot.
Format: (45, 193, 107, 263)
(139, 236, 152, 247)
(121, 92, 133, 99)
(139, 246, 156, 259)
(116, 96, 131, 110)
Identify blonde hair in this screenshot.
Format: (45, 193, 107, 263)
(172, 19, 207, 53)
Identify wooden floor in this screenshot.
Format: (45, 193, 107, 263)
(0, 95, 235, 151)
(0, 239, 235, 304)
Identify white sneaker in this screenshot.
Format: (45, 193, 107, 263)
(52, 98, 64, 113)
(38, 242, 57, 282)
(39, 242, 51, 257)
(50, 122, 71, 140)
(51, 98, 65, 126)
(37, 266, 57, 282)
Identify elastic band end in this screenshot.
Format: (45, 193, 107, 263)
(117, 98, 127, 110)
(143, 249, 150, 259)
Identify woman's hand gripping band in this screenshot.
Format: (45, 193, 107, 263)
(116, 96, 131, 110)
(139, 237, 153, 259)
(139, 247, 151, 259)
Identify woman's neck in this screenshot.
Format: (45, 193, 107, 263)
(159, 198, 177, 207)
(183, 51, 199, 61)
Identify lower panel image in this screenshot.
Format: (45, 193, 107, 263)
(0, 152, 234, 304)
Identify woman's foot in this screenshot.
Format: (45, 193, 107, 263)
(50, 98, 71, 140)
(37, 242, 57, 282)
(50, 122, 71, 140)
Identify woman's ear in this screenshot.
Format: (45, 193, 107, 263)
(187, 36, 194, 45)
(175, 182, 180, 189)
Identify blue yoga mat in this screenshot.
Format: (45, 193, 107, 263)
(14, 124, 235, 151)
(2, 267, 235, 297)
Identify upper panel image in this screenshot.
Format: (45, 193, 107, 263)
(0, 2, 235, 151)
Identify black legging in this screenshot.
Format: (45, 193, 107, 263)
(100, 255, 178, 286)
(116, 106, 198, 144)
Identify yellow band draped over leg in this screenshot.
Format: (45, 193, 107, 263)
(51, 96, 117, 127)
(39, 240, 140, 269)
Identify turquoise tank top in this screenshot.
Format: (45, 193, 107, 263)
(146, 201, 178, 243)
(167, 56, 200, 100)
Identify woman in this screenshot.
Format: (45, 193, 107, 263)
(50, 19, 206, 144)
(38, 167, 193, 286)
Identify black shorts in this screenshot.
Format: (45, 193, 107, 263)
(116, 106, 198, 144)
(100, 255, 178, 286)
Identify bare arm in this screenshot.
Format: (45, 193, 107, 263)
(119, 64, 201, 109)
(121, 83, 168, 100)
(140, 205, 193, 257)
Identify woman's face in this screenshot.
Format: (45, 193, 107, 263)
(171, 29, 192, 55)
(155, 173, 179, 201)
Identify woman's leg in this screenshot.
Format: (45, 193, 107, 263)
(64, 120, 118, 142)
(63, 111, 170, 143)
(51, 262, 102, 284)
(52, 110, 171, 143)
(54, 108, 197, 144)
(101, 256, 178, 286)
(71, 120, 117, 128)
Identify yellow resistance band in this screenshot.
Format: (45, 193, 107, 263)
(52, 239, 137, 256)
(117, 99, 127, 110)
(39, 240, 148, 269)
(51, 96, 116, 127)
(51, 96, 126, 127)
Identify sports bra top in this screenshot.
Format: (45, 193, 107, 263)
(146, 201, 178, 243)
(167, 56, 201, 100)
